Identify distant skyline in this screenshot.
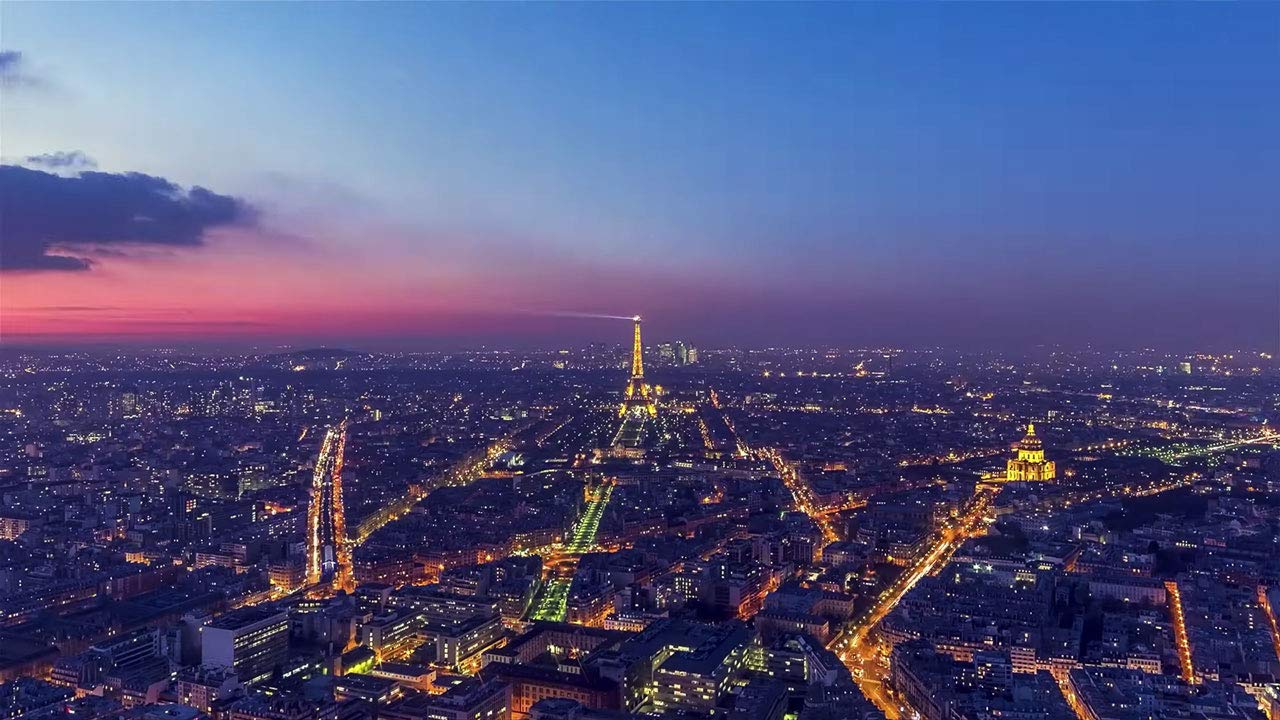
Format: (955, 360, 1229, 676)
(1, 3, 1278, 351)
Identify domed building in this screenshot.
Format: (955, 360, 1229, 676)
(1006, 423, 1056, 482)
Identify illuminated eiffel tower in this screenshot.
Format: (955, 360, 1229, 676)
(619, 316, 656, 418)
(306, 421, 354, 592)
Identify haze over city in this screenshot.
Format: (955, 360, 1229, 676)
(2, 3, 1278, 351)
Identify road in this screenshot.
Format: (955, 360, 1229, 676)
(351, 435, 515, 545)
(565, 482, 615, 554)
(829, 485, 1000, 719)
(760, 447, 840, 544)
(1175, 430, 1279, 460)
(527, 479, 617, 622)
(1015, 471, 1199, 516)
(1258, 585, 1280, 665)
(529, 572, 574, 622)
(834, 462, 1216, 718)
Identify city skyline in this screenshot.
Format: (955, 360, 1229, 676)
(2, 6, 1279, 714)
(1, 333, 1276, 720)
(3, 3, 1279, 352)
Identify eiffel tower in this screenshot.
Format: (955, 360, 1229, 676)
(619, 316, 656, 418)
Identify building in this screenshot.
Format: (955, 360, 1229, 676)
(728, 679, 786, 720)
(358, 608, 422, 660)
(760, 634, 845, 686)
(0, 514, 33, 540)
(333, 673, 402, 704)
(1066, 666, 1263, 720)
(658, 342, 697, 366)
(387, 678, 510, 720)
(482, 663, 618, 719)
(176, 666, 243, 713)
(1005, 424, 1056, 482)
(481, 623, 626, 718)
(754, 611, 830, 644)
(226, 694, 317, 720)
(1085, 575, 1167, 605)
(202, 608, 290, 686)
(87, 629, 162, 677)
(891, 641, 1072, 720)
(484, 624, 625, 668)
(269, 561, 306, 592)
(368, 662, 435, 691)
(644, 621, 752, 715)
(681, 345, 697, 365)
(403, 593, 507, 673)
(526, 699, 639, 720)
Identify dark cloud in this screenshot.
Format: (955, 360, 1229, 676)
(25, 151, 98, 170)
(0, 165, 256, 272)
(0, 50, 36, 88)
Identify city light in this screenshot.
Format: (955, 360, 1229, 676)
(3, 3, 1276, 716)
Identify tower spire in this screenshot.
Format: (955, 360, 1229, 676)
(631, 316, 644, 378)
(619, 316, 655, 418)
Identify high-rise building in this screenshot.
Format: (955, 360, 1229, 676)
(665, 341, 698, 366)
(658, 341, 697, 366)
(201, 608, 289, 686)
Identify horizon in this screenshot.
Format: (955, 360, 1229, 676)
(1, 334, 1273, 359)
(2, 3, 1279, 352)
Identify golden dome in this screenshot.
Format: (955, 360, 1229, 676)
(1018, 423, 1043, 450)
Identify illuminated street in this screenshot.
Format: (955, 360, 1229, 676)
(528, 480, 617, 621)
(529, 574, 574, 622)
(831, 486, 1001, 718)
(1167, 580, 1196, 684)
(566, 482, 616, 555)
(761, 447, 841, 545)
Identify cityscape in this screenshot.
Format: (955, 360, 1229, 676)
(1, 327, 1278, 720)
(2, 3, 1280, 720)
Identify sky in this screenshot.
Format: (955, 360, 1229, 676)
(1, 3, 1278, 351)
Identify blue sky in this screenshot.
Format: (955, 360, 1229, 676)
(2, 3, 1277, 349)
